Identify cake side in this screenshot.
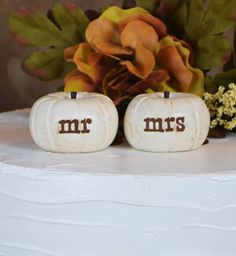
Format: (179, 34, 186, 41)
(0, 109, 236, 256)
(1, 161, 236, 256)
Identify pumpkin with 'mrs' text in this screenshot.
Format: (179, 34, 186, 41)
(124, 92, 210, 152)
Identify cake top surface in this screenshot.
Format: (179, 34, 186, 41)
(0, 109, 236, 177)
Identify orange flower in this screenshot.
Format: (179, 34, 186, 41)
(64, 42, 117, 92)
(64, 6, 204, 103)
(102, 66, 170, 106)
(86, 6, 167, 79)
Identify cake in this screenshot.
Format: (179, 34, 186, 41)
(1, 108, 236, 256)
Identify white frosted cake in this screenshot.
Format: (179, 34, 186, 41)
(1, 109, 236, 256)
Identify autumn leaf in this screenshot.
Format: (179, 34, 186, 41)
(22, 49, 75, 81)
(155, 0, 236, 70)
(8, 1, 89, 80)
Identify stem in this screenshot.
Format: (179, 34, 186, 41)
(70, 92, 77, 99)
(164, 91, 170, 99)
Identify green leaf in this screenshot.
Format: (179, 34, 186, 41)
(8, 2, 90, 81)
(136, 0, 158, 13)
(204, 69, 236, 94)
(166, 0, 185, 10)
(202, 0, 236, 35)
(155, 0, 188, 37)
(22, 49, 75, 81)
(8, 3, 89, 48)
(8, 8, 67, 48)
(223, 53, 234, 71)
(185, 0, 206, 41)
(50, 2, 89, 44)
(204, 75, 215, 93)
(195, 35, 231, 70)
(155, 0, 236, 71)
(214, 68, 236, 86)
(184, 0, 236, 39)
(169, 2, 188, 35)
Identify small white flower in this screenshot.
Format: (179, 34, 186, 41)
(203, 83, 236, 130)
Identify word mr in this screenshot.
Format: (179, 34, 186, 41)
(59, 118, 92, 134)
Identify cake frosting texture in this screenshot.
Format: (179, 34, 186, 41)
(0, 109, 236, 256)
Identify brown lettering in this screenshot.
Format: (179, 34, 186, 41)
(144, 116, 185, 133)
(176, 117, 185, 132)
(144, 118, 164, 132)
(59, 119, 80, 134)
(164, 117, 175, 132)
(80, 118, 92, 134)
(58, 118, 92, 134)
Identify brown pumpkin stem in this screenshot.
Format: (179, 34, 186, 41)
(164, 91, 170, 99)
(70, 92, 77, 99)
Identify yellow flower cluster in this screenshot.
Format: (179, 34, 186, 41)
(203, 83, 236, 130)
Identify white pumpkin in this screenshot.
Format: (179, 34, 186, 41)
(30, 92, 118, 153)
(124, 92, 210, 152)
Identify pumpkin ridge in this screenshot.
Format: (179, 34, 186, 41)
(90, 96, 111, 148)
(46, 98, 61, 151)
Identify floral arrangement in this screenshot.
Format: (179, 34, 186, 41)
(8, 0, 236, 139)
(204, 83, 236, 136)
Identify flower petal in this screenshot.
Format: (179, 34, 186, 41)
(127, 79, 161, 94)
(69, 42, 118, 85)
(73, 42, 93, 63)
(87, 52, 118, 86)
(92, 38, 133, 56)
(86, 18, 132, 56)
(64, 70, 96, 92)
(99, 6, 148, 24)
(64, 69, 81, 84)
(157, 36, 204, 97)
(64, 44, 80, 61)
(73, 43, 100, 83)
(102, 66, 139, 105)
(157, 45, 193, 91)
(121, 20, 158, 53)
(119, 13, 167, 39)
(87, 52, 115, 67)
(147, 69, 170, 83)
(122, 43, 155, 78)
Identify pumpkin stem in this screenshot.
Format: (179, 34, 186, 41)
(70, 92, 77, 99)
(164, 91, 170, 99)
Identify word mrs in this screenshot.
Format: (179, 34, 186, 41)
(144, 117, 185, 132)
(59, 118, 92, 134)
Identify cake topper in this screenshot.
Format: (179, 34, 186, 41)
(124, 91, 210, 152)
(29, 92, 119, 153)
